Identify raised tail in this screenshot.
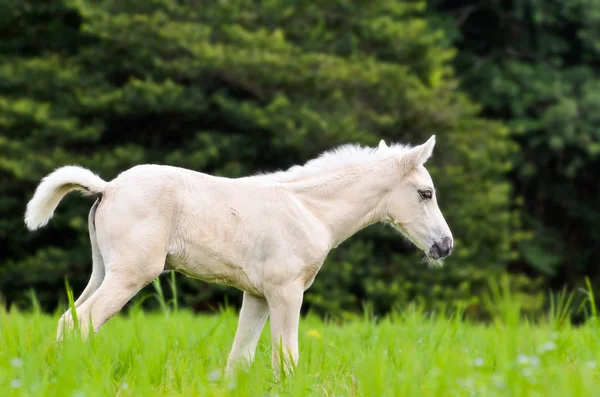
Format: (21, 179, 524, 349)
(25, 165, 109, 230)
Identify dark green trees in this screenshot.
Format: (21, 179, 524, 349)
(429, 0, 600, 294)
(1, 0, 518, 317)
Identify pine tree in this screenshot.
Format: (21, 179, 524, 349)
(0, 0, 521, 317)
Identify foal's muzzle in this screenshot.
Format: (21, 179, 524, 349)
(429, 236, 453, 259)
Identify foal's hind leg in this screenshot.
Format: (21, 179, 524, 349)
(56, 240, 105, 340)
(70, 263, 163, 338)
(57, 220, 167, 339)
(72, 244, 104, 309)
(74, 199, 105, 308)
(57, 200, 105, 340)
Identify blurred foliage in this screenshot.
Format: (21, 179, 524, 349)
(0, 0, 538, 320)
(427, 0, 600, 298)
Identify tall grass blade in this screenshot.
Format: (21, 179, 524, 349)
(168, 271, 179, 313)
(26, 288, 41, 316)
(64, 278, 80, 339)
(548, 286, 574, 330)
(152, 277, 169, 316)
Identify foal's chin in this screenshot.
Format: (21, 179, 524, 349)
(423, 254, 445, 268)
(388, 225, 443, 267)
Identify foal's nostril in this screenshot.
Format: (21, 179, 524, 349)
(442, 236, 453, 255)
(432, 237, 453, 258)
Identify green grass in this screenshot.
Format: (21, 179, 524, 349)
(2, 283, 600, 396)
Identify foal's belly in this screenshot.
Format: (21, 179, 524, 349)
(164, 250, 262, 296)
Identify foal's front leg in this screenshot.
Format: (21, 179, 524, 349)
(226, 292, 269, 375)
(266, 282, 304, 375)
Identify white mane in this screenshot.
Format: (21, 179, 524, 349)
(254, 142, 412, 182)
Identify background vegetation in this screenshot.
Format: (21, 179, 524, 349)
(1, 0, 597, 321)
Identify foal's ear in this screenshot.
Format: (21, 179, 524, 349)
(401, 135, 436, 169)
(378, 139, 389, 150)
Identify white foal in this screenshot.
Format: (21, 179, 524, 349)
(24, 135, 453, 375)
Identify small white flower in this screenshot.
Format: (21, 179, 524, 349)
(10, 357, 23, 368)
(208, 370, 221, 382)
(473, 357, 484, 367)
(458, 377, 475, 389)
(529, 355, 540, 367)
(120, 382, 129, 390)
(517, 354, 540, 367)
(517, 354, 529, 365)
(521, 367, 534, 377)
(538, 341, 556, 354)
(10, 379, 22, 389)
(588, 360, 597, 369)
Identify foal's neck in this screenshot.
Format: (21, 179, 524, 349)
(289, 159, 397, 248)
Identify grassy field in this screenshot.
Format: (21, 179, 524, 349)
(2, 286, 600, 397)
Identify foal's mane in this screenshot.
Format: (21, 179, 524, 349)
(253, 142, 412, 182)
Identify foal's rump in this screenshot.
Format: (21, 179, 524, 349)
(24, 164, 181, 232)
(25, 163, 183, 273)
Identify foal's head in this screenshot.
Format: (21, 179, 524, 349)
(380, 136, 453, 263)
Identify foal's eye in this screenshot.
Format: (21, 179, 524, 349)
(419, 190, 433, 200)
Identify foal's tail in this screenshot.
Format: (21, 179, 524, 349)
(25, 166, 108, 230)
